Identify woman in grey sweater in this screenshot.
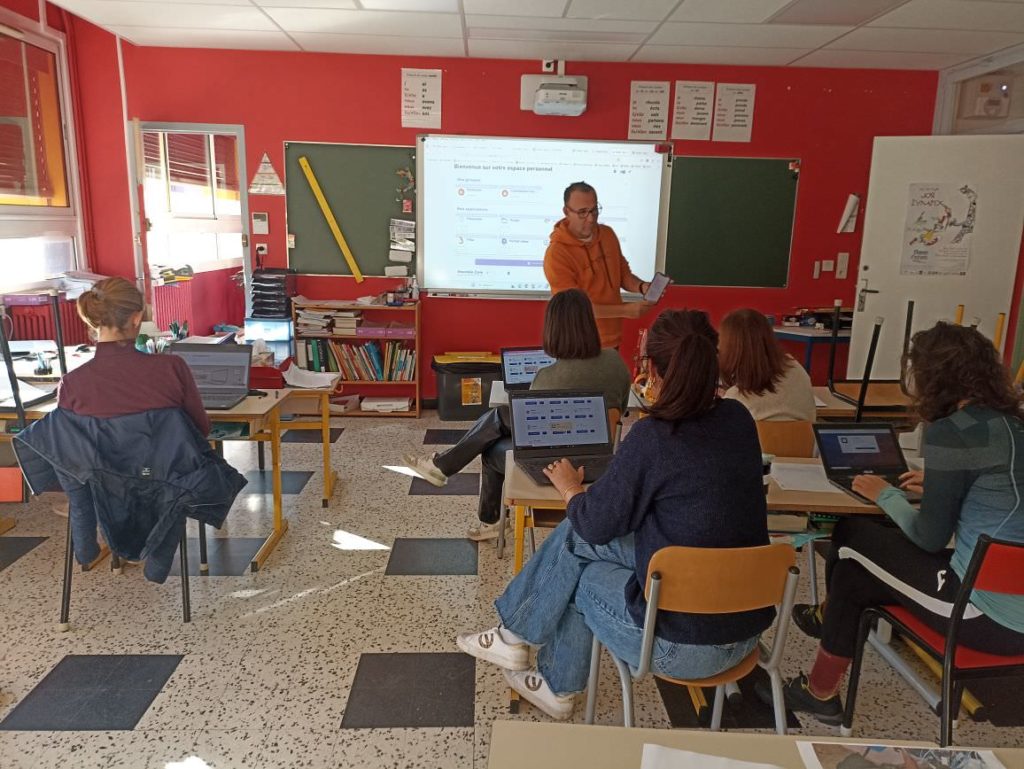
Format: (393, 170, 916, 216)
(400, 289, 631, 541)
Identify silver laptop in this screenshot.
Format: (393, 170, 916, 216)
(500, 347, 556, 392)
(170, 343, 252, 410)
(509, 390, 613, 485)
(813, 423, 921, 505)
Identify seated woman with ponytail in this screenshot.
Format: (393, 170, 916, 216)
(456, 309, 772, 720)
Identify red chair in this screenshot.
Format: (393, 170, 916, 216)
(842, 535, 1024, 746)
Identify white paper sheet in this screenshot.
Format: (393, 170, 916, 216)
(282, 363, 341, 390)
(770, 462, 837, 493)
(796, 741, 1006, 769)
(712, 83, 755, 142)
(401, 68, 442, 129)
(814, 396, 826, 407)
(641, 743, 785, 769)
(671, 81, 714, 140)
(0, 378, 54, 408)
(628, 81, 670, 141)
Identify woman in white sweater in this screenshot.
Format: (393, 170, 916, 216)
(718, 308, 816, 422)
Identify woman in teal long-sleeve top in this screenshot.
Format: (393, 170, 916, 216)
(771, 321, 1024, 725)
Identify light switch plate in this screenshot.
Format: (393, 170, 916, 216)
(836, 252, 849, 279)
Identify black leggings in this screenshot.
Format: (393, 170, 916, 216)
(820, 517, 1024, 658)
(432, 406, 511, 524)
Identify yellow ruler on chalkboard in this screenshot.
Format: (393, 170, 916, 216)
(298, 156, 364, 282)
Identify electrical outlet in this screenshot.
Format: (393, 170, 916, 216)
(255, 244, 268, 257)
(836, 252, 849, 279)
(542, 59, 556, 73)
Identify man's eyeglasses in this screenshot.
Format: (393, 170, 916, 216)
(566, 204, 602, 219)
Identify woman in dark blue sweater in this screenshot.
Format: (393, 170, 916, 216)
(457, 309, 771, 720)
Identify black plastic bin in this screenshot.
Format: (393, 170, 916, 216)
(432, 359, 501, 421)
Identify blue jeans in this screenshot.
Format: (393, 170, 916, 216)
(495, 519, 759, 695)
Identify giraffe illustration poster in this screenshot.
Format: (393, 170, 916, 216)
(901, 182, 976, 276)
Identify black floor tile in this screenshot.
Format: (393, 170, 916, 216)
(655, 667, 800, 730)
(385, 538, 478, 576)
(422, 429, 466, 445)
(243, 470, 313, 495)
(341, 653, 475, 728)
(0, 536, 47, 572)
(0, 654, 182, 731)
(165, 537, 265, 576)
(282, 428, 344, 444)
(409, 472, 478, 496)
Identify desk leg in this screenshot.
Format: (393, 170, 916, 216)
(804, 339, 814, 372)
(251, 412, 287, 572)
(513, 505, 527, 574)
(0, 517, 16, 536)
(321, 391, 336, 508)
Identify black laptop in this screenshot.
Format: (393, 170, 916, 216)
(170, 343, 252, 410)
(509, 390, 614, 485)
(500, 347, 556, 392)
(813, 423, 921, 505)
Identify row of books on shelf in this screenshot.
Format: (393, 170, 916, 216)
(296, 339, 416, 382)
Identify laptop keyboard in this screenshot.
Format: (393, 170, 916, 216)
(517, 456, 612, 485)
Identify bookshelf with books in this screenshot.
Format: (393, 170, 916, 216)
(292, 300, 420, 417)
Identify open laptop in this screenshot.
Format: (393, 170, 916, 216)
(813, 423, 921, 505)
(500, 347, 556, 392)
(509, 390, 614, 485)
(170, 343, 252, 410)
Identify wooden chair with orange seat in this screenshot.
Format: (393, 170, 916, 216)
(756, 420, 815, 458)
(524, 408, 622, 556)
(584, 542, 799, 734)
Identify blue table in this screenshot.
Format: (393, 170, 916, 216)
(773, 326, 850, 371)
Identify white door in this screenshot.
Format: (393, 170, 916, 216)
(849, 135, 1024, 380)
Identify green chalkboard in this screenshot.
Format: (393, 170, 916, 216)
(665, 156, 798, 288)
(285, 142, 415, 277)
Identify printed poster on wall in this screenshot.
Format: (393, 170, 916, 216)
(671, 81, 714, 140)
(712, 83, 756, 142)
(901, 182, 977, 276)
(401, 68, 442, 129)
(628, 81, 670, 141)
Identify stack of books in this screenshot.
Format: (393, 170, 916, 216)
(294, 306, 362, 336)
(295, 307, 332, 335)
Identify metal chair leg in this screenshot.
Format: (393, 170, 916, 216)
(179, 523, 191, 623)
(496, 505, 507, 559)
(611, 654, 634, 727)
(768, 669, 787, 735)
(257, 441, 265, 471)
(111, 552, 123, 575)
(58, 514, 73, 632)
(198, 521, 209, 574)
(528, 527, 536, 556)
(585, 636, 602, 724)
(807, 542, 819, 606)
(710, 685, 725, 731)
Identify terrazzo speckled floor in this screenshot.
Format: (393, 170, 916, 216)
(2, 411, 1024, 768)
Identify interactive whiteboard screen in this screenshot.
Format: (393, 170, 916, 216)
(417, 135, 669, 296)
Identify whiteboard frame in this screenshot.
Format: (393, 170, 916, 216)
(415, 133, 671, 300)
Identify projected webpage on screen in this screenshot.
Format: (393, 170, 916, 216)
(418, 136, 667, 295)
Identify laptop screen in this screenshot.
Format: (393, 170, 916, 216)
(814, 424, 906, 474)
(510, 393, 609, 451)
(170, 344, 252, 395)
(501, 348, 556, 387)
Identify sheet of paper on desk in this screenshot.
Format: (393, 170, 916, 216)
(641, 743, 784, 769)
(796, 741, 1006, 769)
(283, 364, 341, 390)
(0, 378, 54, 408)
(771, 462, 836, 493)
(814, 395, 826, 407)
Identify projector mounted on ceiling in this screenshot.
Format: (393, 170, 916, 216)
(521, 74, 589, 117)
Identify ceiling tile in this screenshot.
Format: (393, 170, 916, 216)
(632, 44, 809, 64)
(466, 38, 638, 60)
(67, 0, 253, 5)
(828, 26, 1024, 54)
(262, 7, 463, 36)
(292, 32, 465, 55)
(359, 0, 459, 10)
(650, 21, 850, 47)
(566, 0, 677, 21)
(251, 0, 358, 7)
(793, 48, 973, 69)
(769, 0, 909, 26)
(469, 27, 647, 43)
(110, 26, 300, 49)
(868, 0, 1024, 31)
(465, 14, 655, 33)
(55, 1, 278, 29)
(463, 0, 567, 16)
(670, 0, 794, 23)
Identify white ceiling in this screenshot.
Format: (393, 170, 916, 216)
(47, 0, 1024, 70)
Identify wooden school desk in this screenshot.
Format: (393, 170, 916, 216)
(813, 386, 912, 420)
(280, 388, 337, 508)
(0, 392, 59, 536)
(487, 720, 1024, 769)
(773, 326, 850, 371)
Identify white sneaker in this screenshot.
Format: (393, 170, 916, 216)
(456, 626, 529, 670)
(503, 668, 575, 720)
(467, 519, 511, 541)
(401, 453, 447, 487)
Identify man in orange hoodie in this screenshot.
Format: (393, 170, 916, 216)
(543, 182, 655, 348)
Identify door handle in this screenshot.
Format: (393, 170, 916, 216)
(857, 280, 879, 312)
